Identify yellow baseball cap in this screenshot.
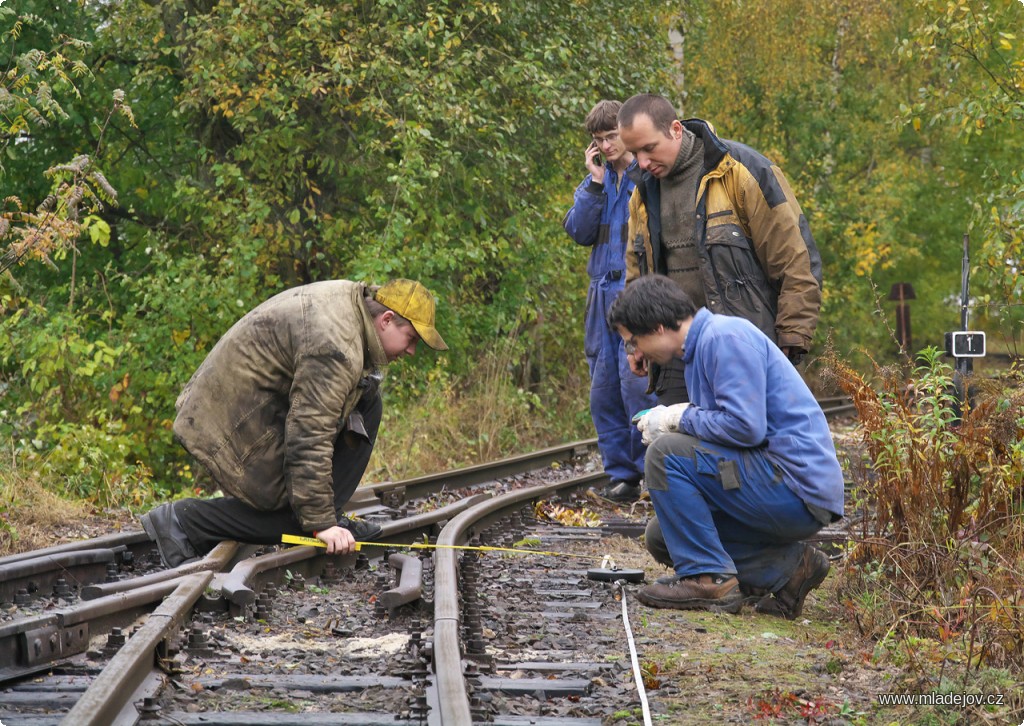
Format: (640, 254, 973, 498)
(374, 279, 448, 351)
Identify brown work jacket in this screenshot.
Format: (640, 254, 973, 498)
(625, 118, 822, 353)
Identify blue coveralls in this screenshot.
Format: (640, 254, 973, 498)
(563, 160, 656, 483)
(645, 309, 845, 592)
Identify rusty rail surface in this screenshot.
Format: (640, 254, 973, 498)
(61, 572, 213, 726)
(431, 469, 607, 725)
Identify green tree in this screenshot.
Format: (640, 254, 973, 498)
(677, 0, 990, 361)
(900, 0, 1024, 351)
(2, 0, 684, 497)
(1, 5, 127, 276)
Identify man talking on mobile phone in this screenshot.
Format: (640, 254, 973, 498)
(562, 100, 657, 504)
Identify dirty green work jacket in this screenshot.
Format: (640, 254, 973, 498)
(173, 280, 387, 532)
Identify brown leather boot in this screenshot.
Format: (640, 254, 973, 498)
(754, 545, 830, 620)
(637, 573, 743, 613)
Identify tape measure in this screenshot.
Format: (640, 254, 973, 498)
(282, 533, 595, 559)
(280, 534, 646, 582)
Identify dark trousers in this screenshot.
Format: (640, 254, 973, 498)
(176, 392, 382, 555)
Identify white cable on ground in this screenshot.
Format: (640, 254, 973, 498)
(616, 580, 653, 726)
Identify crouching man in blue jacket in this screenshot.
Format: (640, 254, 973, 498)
(607, 275, 843, 618)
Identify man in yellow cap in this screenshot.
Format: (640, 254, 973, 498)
(139, 279, 447, 567)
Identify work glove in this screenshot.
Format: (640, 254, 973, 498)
(782, 346, 807, 366)
(635, 403, 691, 445)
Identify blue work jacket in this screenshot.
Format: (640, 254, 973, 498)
(562, 159, 638, 280)
(677, 308, 845, 517)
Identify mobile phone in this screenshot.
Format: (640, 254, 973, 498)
(591, 152, 602, 167)
(631, 408, 651, 424)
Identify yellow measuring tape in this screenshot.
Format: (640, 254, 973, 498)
(281, 533, 603, 560)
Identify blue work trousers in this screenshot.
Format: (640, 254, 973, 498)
(585, 273, 655, 482)
(644, 433, 823, 592)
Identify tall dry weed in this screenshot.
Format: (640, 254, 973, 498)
(0, 442, 90, 555)
(821, 345, 1024, 673)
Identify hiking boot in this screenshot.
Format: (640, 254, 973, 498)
(600, 479, 642, 503)
(338, 515, 383, 542)
(738, 582, 772, 607)
(637, 573, 743, 613)
(754, 545, 830, 620)
(139, 502, 198, 569)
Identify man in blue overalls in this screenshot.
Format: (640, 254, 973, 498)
(607, 275, 843, 618)
(563, 100, 656, 502)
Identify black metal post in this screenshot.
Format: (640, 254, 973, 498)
(954, 234, 972, 415)
(958, 234, 973, 376)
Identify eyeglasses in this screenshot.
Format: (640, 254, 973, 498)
(592, 131, 619, 145)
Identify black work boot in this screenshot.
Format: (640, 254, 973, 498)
(139, 501, 199, 569)
(600, 479, 642, 503)
(338, 515, 383, 542)
(637, 573, 743, 613)
(754, 544, 830, 620)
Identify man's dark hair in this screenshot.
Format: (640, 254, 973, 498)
(584, 100, 622, 135)
(617, 94, 678, 136)
(607, 274, 696, 335)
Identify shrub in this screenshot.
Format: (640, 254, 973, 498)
(823, 345, 1024, 673)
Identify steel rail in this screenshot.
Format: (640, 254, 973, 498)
(1, 574, 190, 682)
(378, 553, 423, 614)
(80, 541, 248, 600)
(362, 438, 598, 507)
(0, 493, 503, 689)
(0, 531, 150, 568)
(217, 492, 493, 608)
(432, 469, 607, 725)
(816, 395, 852, 407)
(61, 571, 213, 726)
(0, 549, 119, 605)
(821, 402, 857, 418)
(0, 542, 239, 683)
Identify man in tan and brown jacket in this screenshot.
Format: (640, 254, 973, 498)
(139, 279, 447, 568)
(618, 93, 822, 401)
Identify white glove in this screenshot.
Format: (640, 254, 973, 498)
(636, 403, 691, 445)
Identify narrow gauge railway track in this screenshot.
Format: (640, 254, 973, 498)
(0, 397, 854, 725)
(0, 439, 606, 725)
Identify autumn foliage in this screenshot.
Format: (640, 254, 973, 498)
(823, 346, 1024, 672)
